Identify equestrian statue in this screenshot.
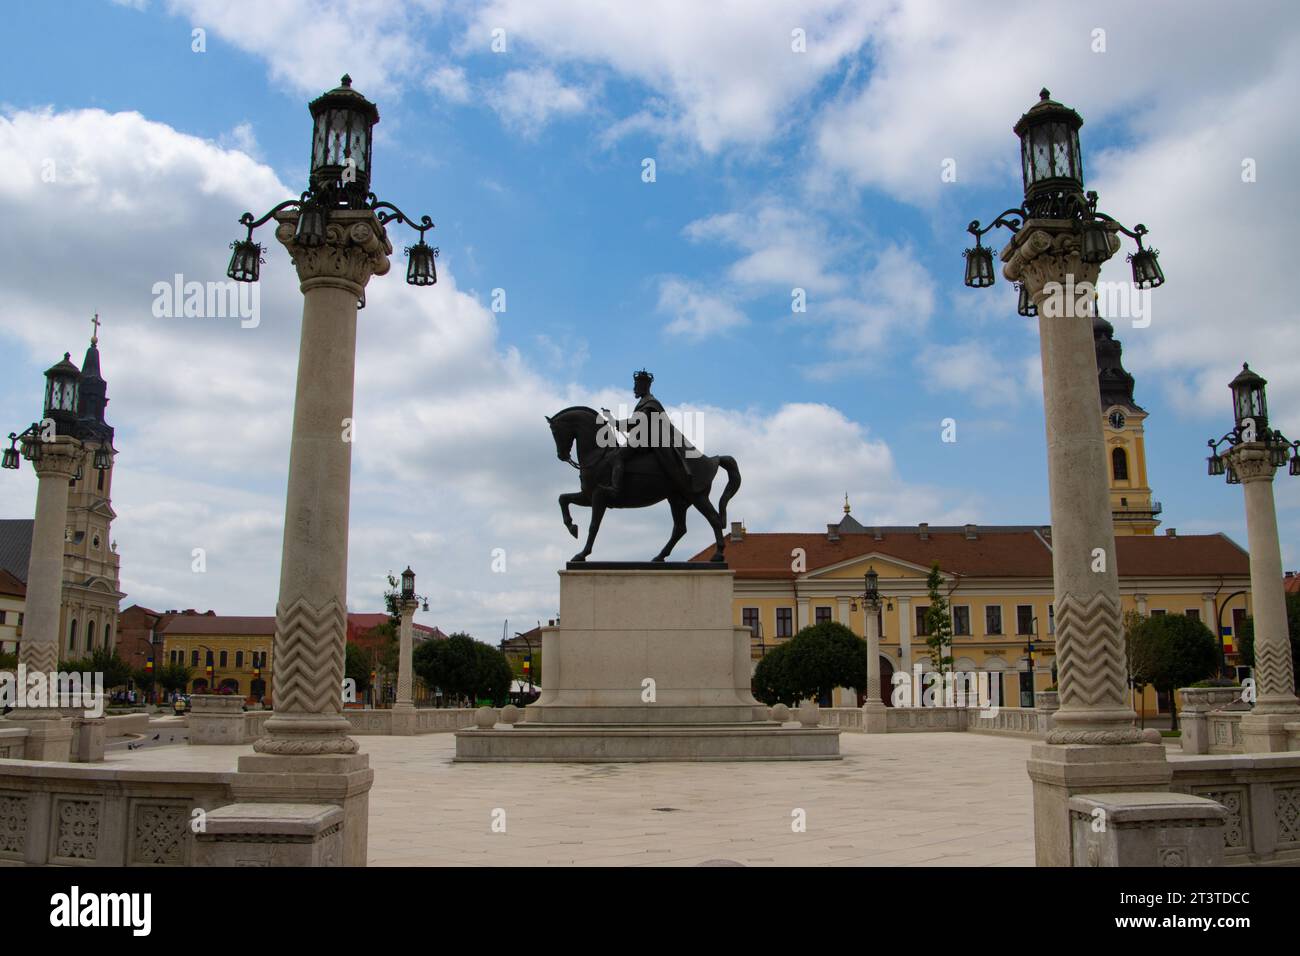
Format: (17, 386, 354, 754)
(547, 369, 741, 563)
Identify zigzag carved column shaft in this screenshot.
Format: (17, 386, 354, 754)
(269, 597, 347, 714)
(1004, 220, 1144, 743)
(1228, 445, 1300, 714)
(20, 643, 58, 676)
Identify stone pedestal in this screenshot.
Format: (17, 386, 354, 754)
(233, 754, 372, 866)
(70, 717, 105, 762)
(7, 714, 74, 761)
(863, 598, 887, 732)
(391, 598, 418, 736)
(455, 567, 840, 761)
(189, 694, 247, 745)
(194, 803, 344, 867)
(1068, 792, 1226, 867)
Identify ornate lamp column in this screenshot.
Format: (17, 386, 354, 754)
(860, 567, 887, 733)
(966, 90, 1170, 865)
(3, 353, 91, 759)
(392, 566, 420, 735)
(223, 76, 438, 867)
(1206, 365, 1300, 751)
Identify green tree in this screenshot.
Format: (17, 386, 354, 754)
(1129, 613, 1219, 730)
(1237, 592, 1300, 676)
(473, 640, 515, 705)
(923, 562, 954, 680)
(61, 646, 132, 691)
(751, 622, 867, 706)
(0, 651, 16, 670)
(1123, 609, 1157, 727)
(413, 633, 509, 705)
(345, 642, 373, 698)
(156, 661, 192, 696)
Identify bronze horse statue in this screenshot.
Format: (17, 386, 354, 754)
(547, 406, 741, 563)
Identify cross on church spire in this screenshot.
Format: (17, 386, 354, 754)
(91, 313, 101, 345)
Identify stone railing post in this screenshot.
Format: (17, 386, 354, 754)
(863, 600, 886, 733)
(391, 598, 418, 735)
(1005, 220, 1170, 866)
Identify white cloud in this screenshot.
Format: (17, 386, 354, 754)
(485, 68, 588, 136)
(426, 64, 472, 104)
(656, 277, 748, 340)
(915, 340, 1036, 410)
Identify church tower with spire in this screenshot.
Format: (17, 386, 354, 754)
(1095, 315, 1160, 535)
(59, 316, 124, 656)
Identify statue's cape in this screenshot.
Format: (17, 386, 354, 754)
(628, 394, 700, 495)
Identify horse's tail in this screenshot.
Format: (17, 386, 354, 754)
(717, 455, 741, 528)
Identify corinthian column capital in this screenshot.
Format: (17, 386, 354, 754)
(274, 209, 393, 297)
(1224, 443, 1276, 482)
(1002, 219, 1119, 298)
(23, 434, 83, 481)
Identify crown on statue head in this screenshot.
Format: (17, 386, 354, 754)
(633, 368, 654, 385)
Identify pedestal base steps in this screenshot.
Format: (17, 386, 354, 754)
(455, 567, 840, 762)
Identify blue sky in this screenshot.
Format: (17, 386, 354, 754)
(2, 1, 1298, 640)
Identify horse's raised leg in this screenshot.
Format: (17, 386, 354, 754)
(691, 493, 727, 562)
(559, 491, 584, 539)
(572, 493, 608, 563)
(652, 496, 689, 562)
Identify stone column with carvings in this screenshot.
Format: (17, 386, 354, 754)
(391, 597, 418, 735)
(1005, 219, 1169, 866)
(6, 435, 81, 759)
(863, 600, 886, 732)
(897, 595, 912, 678)
(234, 209, 387, 866)
(1227, 444, 1300, 751)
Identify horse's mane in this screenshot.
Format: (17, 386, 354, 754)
(549, 405, 598, 419)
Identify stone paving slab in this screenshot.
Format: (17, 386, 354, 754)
(101, 730, 1036, 866)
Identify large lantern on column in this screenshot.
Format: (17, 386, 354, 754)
(308, 74, 379, 208)
(401, 566, 416, 602)
(43, 352, 82, 436)
(1013, 89, 1085, 216)
(1229, 363, 1268, 433)
(864, 566, 879, 604)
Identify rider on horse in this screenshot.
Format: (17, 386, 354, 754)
(600, 369, 695, 498)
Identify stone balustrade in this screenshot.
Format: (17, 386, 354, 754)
(0, 758, 233, 865)
(1178, 687, 1251, 756)
(1169, 751, 1300, 865)
(218, 707, 497, 745)
(813, 705, 1049, 738)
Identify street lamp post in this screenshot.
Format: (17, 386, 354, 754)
(392, 566, 426, 735)
(1205, 365, 1300, 751)
(1, 352, 111, 759)
(224, 76, 439, 866)
(964, 89, 1172, 865)
(859, 566, 889, 733)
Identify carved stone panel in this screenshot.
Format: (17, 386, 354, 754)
(51, 796, 102, 864)
(0, 792, 31, 860)
(129, 800, 191, 866)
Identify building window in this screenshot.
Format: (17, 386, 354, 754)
(1151, 609, 1167, 617)
(0, 611, 5, 626)
(1186, 608, 1200, 622)
(776, 607, 793, 638)
(1112, 447, 1129, 481)
(915, 605, 930, 637)
(104, 622, 111, 648)
(815, 606, 832, 624)
(742, 607, 759, 637)
(236, 650, 244, 668)
(69, 618, 78, 652)
(86, 620, 96, 652)
(191, 650, 200, 667)
(985, 605, 1003, 635)
(952, 606, 971, 636)
(219, 650, 228, 668)
(1048, 604, 1055, 635)
(1016, 605, 1034, 636)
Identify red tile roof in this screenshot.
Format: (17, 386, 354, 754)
(0, 569, 26, 598)
(1285, 574, 1300, 595)
(692, 526, 1249, 580)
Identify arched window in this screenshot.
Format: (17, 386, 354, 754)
(235, 651, 244, 668)
(86, 620, 96, 652)
(104, 622, 112, 649)
(1112, 447, 1129, 481)
(69, 618, 78, 652)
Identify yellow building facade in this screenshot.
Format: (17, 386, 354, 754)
(696, 316, 1252, 719)
(160, 616, 273, 700)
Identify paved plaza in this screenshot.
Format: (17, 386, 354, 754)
(107, 731, 1038, 866)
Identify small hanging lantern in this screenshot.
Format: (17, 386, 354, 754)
(93, 444, 112, 471)
(294, 199, 327, 247)
(1226, 464, 1241, 485)
(2, 436, 19, 471)
(1079, 221, 1112, 264)
(1206, 452, 1225, 477)
(1269, 441, 1289, 468)
(405, 240, 438, 286)
(227, 236, 264, 283)
(963, 242, 995, 288)
(1016, 282, 1037, 317)
(1128, 241, 1165, 289)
